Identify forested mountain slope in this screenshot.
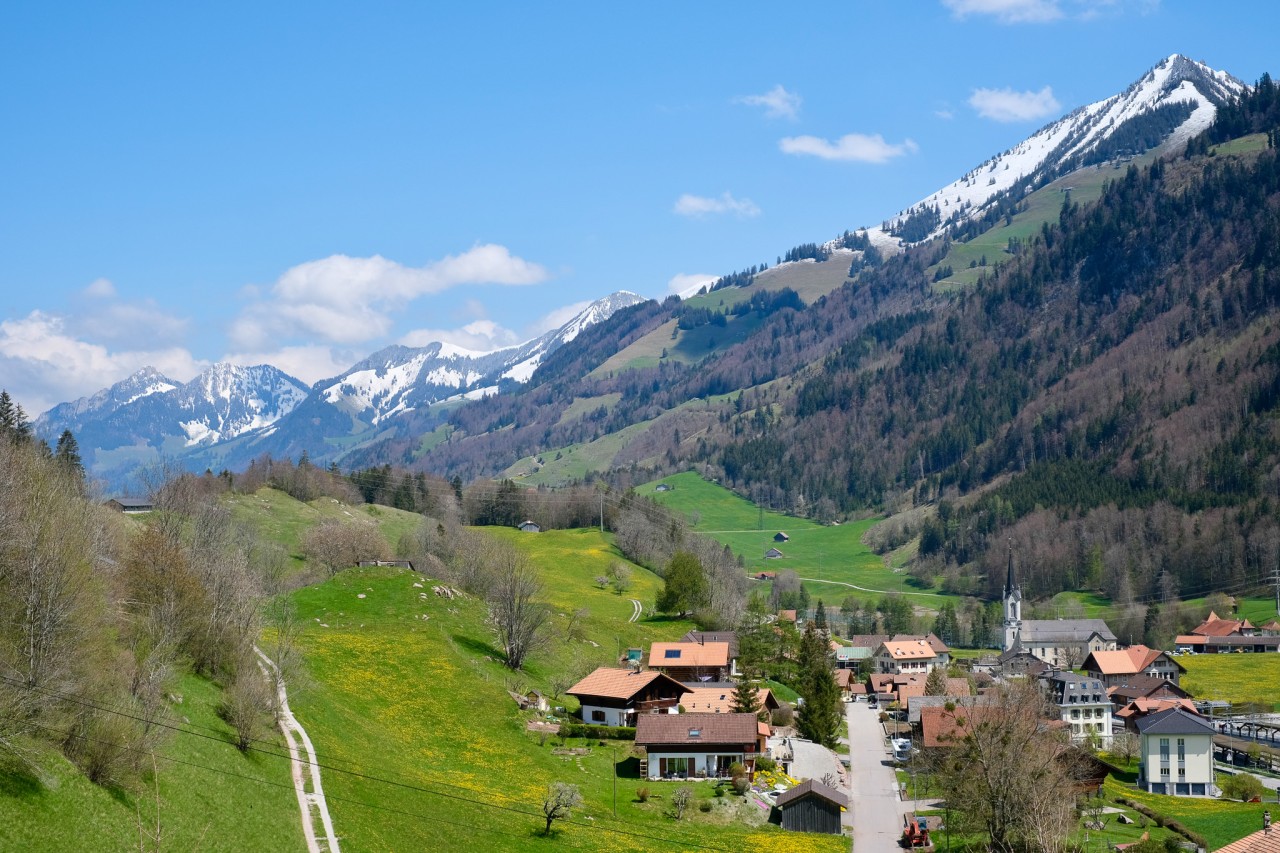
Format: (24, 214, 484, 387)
(402, 76, 1280, 606)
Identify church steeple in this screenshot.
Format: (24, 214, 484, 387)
(1003, 541, 1022, 652)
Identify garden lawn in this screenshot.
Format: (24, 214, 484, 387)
(1181, 654, 1280, 709)
(640, 472, 944, 605)
(286, 541, 846, 852)
(1104, 777, 1264, 850)
(0, 674, 302, 851)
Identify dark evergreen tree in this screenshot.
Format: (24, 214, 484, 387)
(814, 599, 827, 631)
(54, 429, 84, 480)
(796, 622, 841, 748)
(656, 551, 709, 616)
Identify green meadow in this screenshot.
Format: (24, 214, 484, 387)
(640, 471, 943, 605)
(284, 526, 847, 852)
(0, 674, 302, 851)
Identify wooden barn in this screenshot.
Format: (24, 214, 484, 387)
(775, 778, 847, 835)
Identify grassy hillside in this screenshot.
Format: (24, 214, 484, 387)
(641, 472, 943, 605)
(285, 529, 846, 852)
(224, 487, 422, 576)
(0, 674, 302, 851)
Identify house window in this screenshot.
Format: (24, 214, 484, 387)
(664, 649, 681, 659)
(1177, 738, 1185, 761)
(1160, 767, 1170, 778)
(688, 729, 701, 738)
(1159, 738, 1170, 760)
(591, 710, 606, 723)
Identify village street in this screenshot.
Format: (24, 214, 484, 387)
(846, 701, 909, 851)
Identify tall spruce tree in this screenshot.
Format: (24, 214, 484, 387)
(795, 622, 842, 748)
(54, 430, 84, 480)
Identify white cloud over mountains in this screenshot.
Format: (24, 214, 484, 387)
(780, 133, 918, 163)
(941, 0, 1154, 24)
(673, 192, 762, 218)
(231, 244, 549, 349)
(969, 85, 1061, 121)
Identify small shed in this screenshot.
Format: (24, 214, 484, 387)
(773, 532, 790, 542)
(776, 778, 847, 834)
(517, 520, 541, 533)
(764, 548, 784, 559)
(655, 483, 672, 492)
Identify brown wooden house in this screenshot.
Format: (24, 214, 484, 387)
(776, 778, 847, 834)
(566, 668, 691, 727)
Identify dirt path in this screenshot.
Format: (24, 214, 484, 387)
(627, 598, 642, 622)
(797, 576, 945, 599)
(256, 646, 339, 853)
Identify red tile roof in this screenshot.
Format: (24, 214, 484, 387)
(566, 667, 691, 701)
(649, 642, 730, 668)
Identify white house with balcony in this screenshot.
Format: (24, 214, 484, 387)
(1135, 707, 1216, 797)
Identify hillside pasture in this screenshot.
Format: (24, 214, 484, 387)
(285, 530, 845, 851)
(641, 472, 943, 604)
(1180, 653, 1280, 709)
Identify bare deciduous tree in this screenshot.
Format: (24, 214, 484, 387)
(671, 786, 693, 820)
(302, 519, 391, 577)
(932, 682, 1078, 853)
(486, 545, 550, 670)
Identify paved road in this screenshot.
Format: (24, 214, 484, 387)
(847, 701, 907, 852)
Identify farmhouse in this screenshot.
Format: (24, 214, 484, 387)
(635, 713, 764, 780)
(648, 642, 731, 682)
(1083, 645, 1185, 687)
(1135, 707, 1215, 796)
(775, 778, 847, 835)
(1106, 675, 1191, 709)
(566, 668, 691, 727)
(105, 496, 154, 513)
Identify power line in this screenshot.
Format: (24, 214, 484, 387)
(25, 720, 601, 851)
(1, 675, 736, 852)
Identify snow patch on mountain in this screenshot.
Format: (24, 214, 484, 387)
(856, 54, 1244, 248)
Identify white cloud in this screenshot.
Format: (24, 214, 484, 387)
(969, 86, 1061, 122)
(941, 0, 1063, 23)
(779, 133, 918, 164)
(0, 311, 205, 415)
(75, 299, 190, 346)
(935, 107, 956, 120)
(221, 344, 354, 386)
(735, 84, 802, 120)
(231, 244, 549, 349)
(399, 320, 522, 354)
(673, 192, 762, 218)
(84, 277, 116, 298)
(667, 273, 718, 297)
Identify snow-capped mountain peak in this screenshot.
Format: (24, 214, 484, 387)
(863, 54, 1245, 248)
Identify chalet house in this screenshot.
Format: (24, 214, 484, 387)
(681, 631, 740, 678)
(874, 639, 941, 675)
(1135, 707, 1215, 796)
(765, 548, 784, 559)
(635, 713, 764, 780)
(995, 649, 1052, 679)
(776, 779, 847, 835)
(773, 532, 790, 543)
(1106, 675, 1191, 711)
(105, 496, 154, 513)
(681, 683, 778, 715)
(1082, 645, 1185, 687)
(869, 672, 928, 706)
(648, 642, 731, 683)
(566, 668, 691, 727)
(517, 520, 541, 533)
(1044, 672, 1112, 747)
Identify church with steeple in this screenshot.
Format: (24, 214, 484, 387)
(1002, 550, 1119, 668)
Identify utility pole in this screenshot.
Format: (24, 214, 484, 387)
(600, 492, 605, 534)
(1272, 551, 1280, 616)
(612, 745, 618, 818)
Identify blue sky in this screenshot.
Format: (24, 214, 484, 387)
(1, 0, 1275, 414)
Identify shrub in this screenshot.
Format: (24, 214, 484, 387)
(636, 787, 650, 803)
(1221, 771, 1265, 802)
(728, 762, 746, 780)
(699, 801, 712, 812)
(557, 722, 635, 740)
(756, 757, 777, 772)
(732, 777, 750, 795)
(771, 703, 794, 727)
(714, 786, 725, 797)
